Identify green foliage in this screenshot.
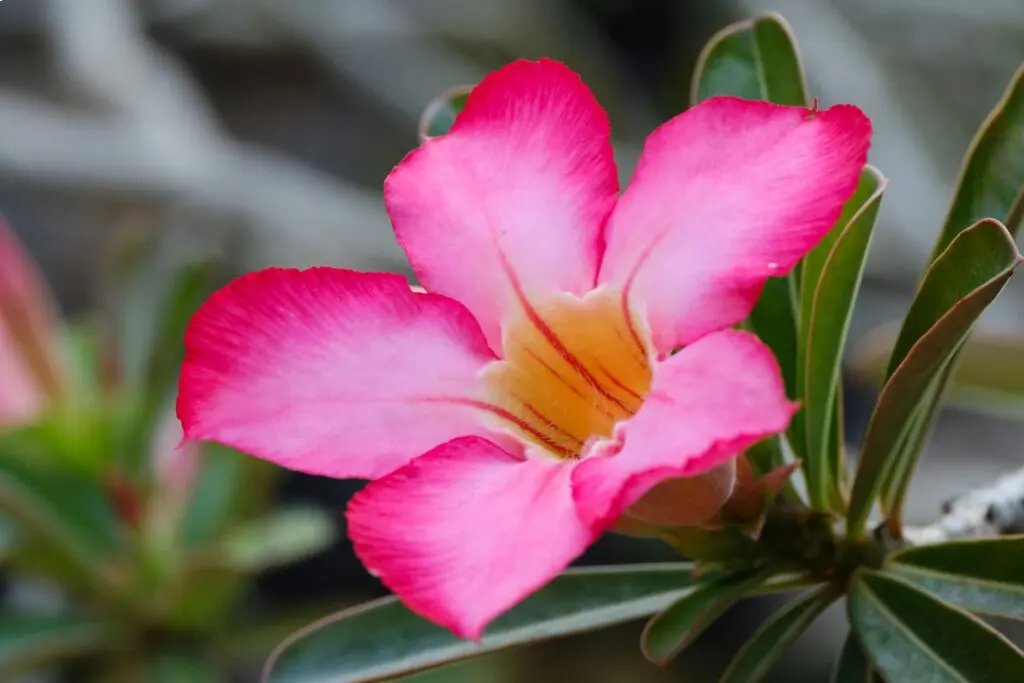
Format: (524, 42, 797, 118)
(929, 64, 1024, 261)
(887, 538, 1024, 620)
(848, 571, 1024, 682)
(849, 62, 1024, 427)
(830, 635, 878, 683)
(0, 229, 332, 680)
(217, 506, 336, 573)
(0, 445, 122, 585)
(847, 219, 1020, 534)
(418, 86, 472, 142)
(640, 568, 772, 666)
(718, 585, 838, 683)
(265, 564, 702, 683)
(799, 168, 886, 509)
(0, 614, 122, 680)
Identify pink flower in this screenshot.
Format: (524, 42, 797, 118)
(0, 218, 63, 425)
(177, 60, 870, 639)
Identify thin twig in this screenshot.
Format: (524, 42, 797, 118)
(903, 465, 1024, 544)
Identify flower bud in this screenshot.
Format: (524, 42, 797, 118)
(0, 219, 64, 424)
(619, 458, 737, 529)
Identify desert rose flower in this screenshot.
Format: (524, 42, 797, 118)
(0, 219, 64, 425)
(177, 59, 870, 639)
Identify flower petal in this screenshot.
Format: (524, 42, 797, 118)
(598, 97, 871, 354)
(348, 436, 596, 640)
(571, 329, 797, 529)
(384, 59, 619, 352)
(0, 320, 45, 425)
(0, 218, 64, 404)
(178, 268, 496, 480)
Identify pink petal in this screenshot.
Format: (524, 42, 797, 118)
(0, 218, 64, 406)
(0, 320, 45, 425)
(384, 59, 619, 352)
(178, 268, 497, 480)
(571, 329, 797, 529)
(598, 97, 871, 354)
(348, 436, 597, 640)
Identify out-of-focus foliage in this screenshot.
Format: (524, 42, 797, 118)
(0, 222, 336, 680)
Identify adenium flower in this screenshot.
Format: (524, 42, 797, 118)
(0, 218, 63, 425)
(177, 60, 870, 639)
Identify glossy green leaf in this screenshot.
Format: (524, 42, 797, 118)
(219, 506, 335, 572)
(265, 563, 703, 683)
(878, 380, 943, 530)
(879, 194, 1024, 528)
(929, 64, 1024, 262)
(849, 570, 1024, 682)
(641, 568, 771, 666)
(847, 219, 1021, 534)
(876, 215, 1022, 524)
(0, 614, 121, 678)
(691, 13, 809, 459)
(748, 278, 801, 406)
(888, 537, 1024, 620)
(0, 449, 121, 584)
(847, 189, 1024, 426)
(800, 166, 886, 509)
(417, 86, 472, 142)
(720, 584, 837, 683)
(830, 634, 878, 683)
(691, 12, 808, 106)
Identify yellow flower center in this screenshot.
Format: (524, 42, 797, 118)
(481, 288, 654, 459)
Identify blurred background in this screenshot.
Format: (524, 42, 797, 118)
(0, 0, 1022, 681)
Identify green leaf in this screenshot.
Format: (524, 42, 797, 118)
(719, 584, 837, 683)
(57, 322, 104, 406)
(128, 270, 215, 473)
(218, 506, 335, 572)
(180, 444, 275, 549)
(102, 226, 222, 476)
(691, 12, 809, 460)
(830, 634, 877, 683)
(846, 219, 1021, 535)
(929, 64, 1024, 262)
(747, 278, 801, 405)
(641, 568, 772, 666)
(849, 570, 1024, 682)
(0, 614, 121, 678)
(0, 447, 122, 585)
(0, 384, 117, 476)
(800, 166, 886, 510)
(150, 653, 221, 683)
(850, 324, 1024, 421)
(418, 86, 472, 142)
(876, 216, 1022, 525)
(691, 12, 808, 106)
(888, 537, 1024, 620)
(265, 563, 703, 683)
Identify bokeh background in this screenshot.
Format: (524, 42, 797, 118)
(1, 1, 1023, 681)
